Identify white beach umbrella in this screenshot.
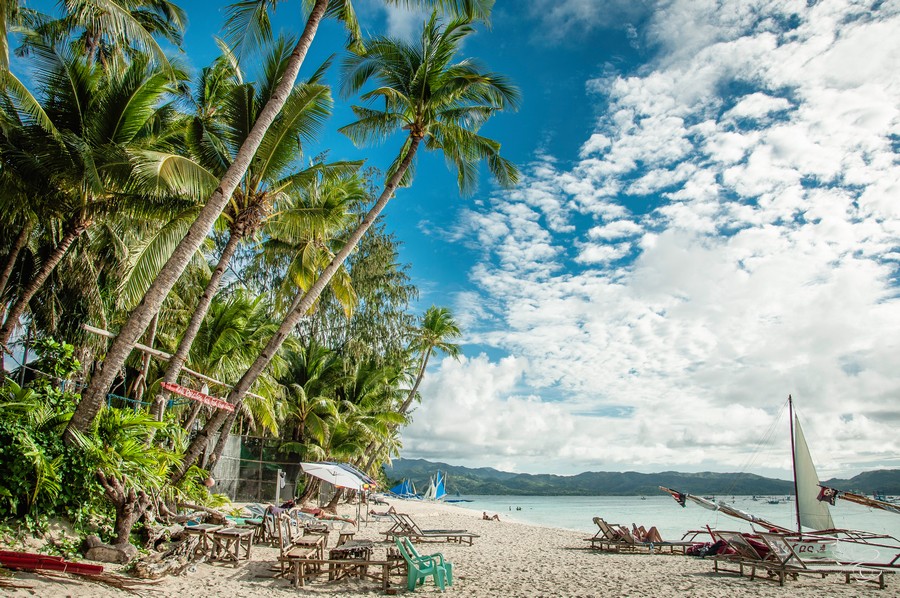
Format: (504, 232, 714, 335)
(300, 461, 368, 490)
(300, 462, 378, 526)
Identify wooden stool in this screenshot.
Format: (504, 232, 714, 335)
(336, 531, 355, 547)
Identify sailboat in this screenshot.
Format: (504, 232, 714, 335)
(661, 395, 900, 566)
(388, 478, 420, 499)
(423, 471, 448, 501)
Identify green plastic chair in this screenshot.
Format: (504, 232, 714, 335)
(394, 536, 450, 591)
(401, 536, 453, 585)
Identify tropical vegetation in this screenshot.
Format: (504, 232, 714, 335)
(0, 0, 516, 553)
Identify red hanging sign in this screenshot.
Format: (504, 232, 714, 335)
(160, 382, 235, 412)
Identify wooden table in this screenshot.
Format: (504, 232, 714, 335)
(328, 540, 374, 581)
(184, 524, 222, 555)
(292, 557, 405, 593)
(211, 527, 255, 563)
(292, 534, 326, 560)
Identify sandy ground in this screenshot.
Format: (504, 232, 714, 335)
(1, 498, 896, 597)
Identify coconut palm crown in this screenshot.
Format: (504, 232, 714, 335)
(339, 10, 520, 195)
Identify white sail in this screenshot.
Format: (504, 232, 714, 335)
(423, 477, 437, 500)
(793, 415, 835, 531)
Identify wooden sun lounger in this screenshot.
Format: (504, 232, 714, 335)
(383, 513, 479, 545)
(584, 517, 693, 554)
(710, 530, 894, 589)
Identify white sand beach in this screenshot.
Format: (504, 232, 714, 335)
(2, 498, 895, 597)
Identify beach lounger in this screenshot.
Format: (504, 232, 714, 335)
(583, 517, 638, 552)
(584, 517, 694, 554)
(617, 525, 695, 554)
(710, 530, 893, 589)
(383, 513, 479, 545)
(584, 517, 626, 550)
(757, 532, 893, 589)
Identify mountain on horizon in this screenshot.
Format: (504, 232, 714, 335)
(382, 458, 900, 496)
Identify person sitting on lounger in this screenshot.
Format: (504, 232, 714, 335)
(632, 523, 663, 543)
(482, 512, 500, 521)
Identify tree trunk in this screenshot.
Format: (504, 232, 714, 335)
(0, 223, 32, 326)
(182, 402, 203, 432)
(323, 487, 342, 513)
(203, 407, 239, 473)
(364, 349, 431, 471)
(171, 137, 422, 485)
(169, 403, 233, 485)
(299, 477, 319, 504)
(96, 470, 152, 546)
(398, 350, 431, 416)
(152, 230, 243, 421)
(0, 218, 88, 350)
(63, 0, 330, 445)
(132, 314, 158, 403)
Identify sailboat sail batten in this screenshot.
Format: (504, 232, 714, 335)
(793, 416, 835, 531)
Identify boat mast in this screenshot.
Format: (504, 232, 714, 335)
(788, 394, 802, 534)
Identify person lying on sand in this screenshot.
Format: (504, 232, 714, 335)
(483, 511, 500, 521)
(370, 505, 397, 516)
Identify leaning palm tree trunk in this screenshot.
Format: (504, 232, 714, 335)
(151, 230, 243, 421)
(203, 407, 239, 472)
(363, 350, 430, 472)
(170, 138, 422, 484)
(0, 223, 32, 325)
(0, 219, 88, 350)
(64, 0, 330, 445)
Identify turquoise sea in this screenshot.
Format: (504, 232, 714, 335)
(437, 495, 900, 542)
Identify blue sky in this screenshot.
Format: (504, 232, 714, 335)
(23, 1, 900, 480)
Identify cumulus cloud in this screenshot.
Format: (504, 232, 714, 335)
(402, 0, 900, 478)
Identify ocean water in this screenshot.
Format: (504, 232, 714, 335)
(439, 495, 900, 542)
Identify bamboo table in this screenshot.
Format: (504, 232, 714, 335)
(211, 527, 255, 563)
(184, 524, 222, 555)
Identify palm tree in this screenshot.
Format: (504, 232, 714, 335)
(362, 305, 460, 471)
(302, 220, 418, 365)
(66, 0, 348, 442)
(142, 42, 343, 421)
(18, 0, 187, 71)
(167, 11, 518, 484)
(0, 42, 188, 352)
(173, 290, 285, 436)
(398, 306, 460, 415)
(190, 169, 366, 472)
(66, 0, 494, 444)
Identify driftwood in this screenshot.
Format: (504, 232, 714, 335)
(131, 535, 202, 579)
(143, 523, 185, 551)
(177, 503, 226, 525)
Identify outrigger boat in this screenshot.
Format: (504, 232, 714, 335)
(661, 395, 900, 567)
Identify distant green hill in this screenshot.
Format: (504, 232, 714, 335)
(383, 458, 900, 496)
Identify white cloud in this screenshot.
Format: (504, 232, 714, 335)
(380, 5, 428, 40)
(402, 0, 900, 479)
